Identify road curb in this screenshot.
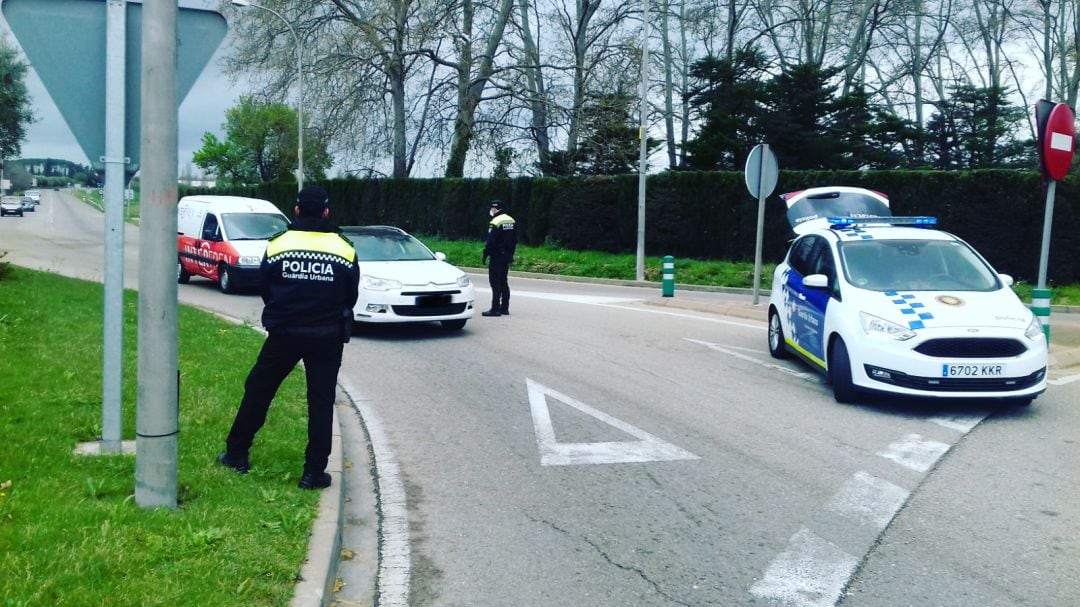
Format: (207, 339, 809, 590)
(289, 404, 345, 607)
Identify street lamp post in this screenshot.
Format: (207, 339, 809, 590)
(231, 0, 304, 191)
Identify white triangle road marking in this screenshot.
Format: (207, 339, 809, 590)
(526, 378, 699, 466)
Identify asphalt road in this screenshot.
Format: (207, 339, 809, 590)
(2, 190, 1077, 606)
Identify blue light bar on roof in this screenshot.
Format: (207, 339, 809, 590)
(828, 216, 938, 228)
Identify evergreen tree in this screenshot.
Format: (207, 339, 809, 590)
(925, 85, 1030, 169)
(683, 50, 769, 170)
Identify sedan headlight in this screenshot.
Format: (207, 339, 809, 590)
(1026, 316, 1045, 341)
(859, 311, 916, 341)
(238, 255, 262, 266)
(362, 274, 402, 291)
(456, 274, 471, 288)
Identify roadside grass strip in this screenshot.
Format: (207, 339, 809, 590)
(0, 266, 319, 606)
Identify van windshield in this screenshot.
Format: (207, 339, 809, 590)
(222, 213, 289, 240)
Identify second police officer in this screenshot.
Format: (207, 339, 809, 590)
(481, 199, 516, 317)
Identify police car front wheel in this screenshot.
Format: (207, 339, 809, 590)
(828, 338, 860, 404)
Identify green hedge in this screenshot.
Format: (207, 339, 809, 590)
(184, 170, 1080, 284)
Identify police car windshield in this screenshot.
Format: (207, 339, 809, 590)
(347, 234, 435, 262)
(221, 213, 289, 240)
(839, 239, 1000, 292)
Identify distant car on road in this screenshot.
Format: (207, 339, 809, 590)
(341, 225, 476, 331)
(768, 186, 1047, 406)
(20, 197, 35, 212)
(24, 190, 41, 204)
(1, 198, 24, 217)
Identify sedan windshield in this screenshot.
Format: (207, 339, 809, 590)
(221, 213, 289, 240)
(839, 239, 1000, 291)
(346, 233, 435, 262)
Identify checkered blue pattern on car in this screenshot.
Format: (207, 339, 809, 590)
(883, 291, 934, 329)
(835, 227, 876, 240)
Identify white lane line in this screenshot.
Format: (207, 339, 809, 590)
(929, 414, 986, 433)
(527, 379, 699, 466)
(475, 286, 766, 329)
(877, 433, 950, 472)
(475, 287, 640, 305)
(749, 528, 859, 607)
(1049, 373, 1080, 385)
(338, 377, 410, 607)
(685, 338, 823, 383)
(825, 471, 910, 530)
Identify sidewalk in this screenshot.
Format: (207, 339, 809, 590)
(293, 282, 1080, 607)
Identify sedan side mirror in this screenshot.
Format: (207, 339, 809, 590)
(434, 252, 447, 261)
(803, 274, 829, 289)
(999, 273, 1014, 287)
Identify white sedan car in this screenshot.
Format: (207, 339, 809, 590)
(341, 226, 475, 330)
(768, 187, 1047, 405)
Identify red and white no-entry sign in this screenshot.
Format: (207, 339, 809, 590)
(1036, 101, 1076, 181)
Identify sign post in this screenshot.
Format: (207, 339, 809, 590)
(745, 143, 779, 305)
(4, 0, 226, 507)
(1033, 100, 1076, 341)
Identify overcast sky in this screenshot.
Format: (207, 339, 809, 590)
(1, 1, 243, 175)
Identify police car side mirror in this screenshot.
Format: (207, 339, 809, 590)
(803, 274, 829, 289)
(998, 274, 1014, 287)
(434, 252, 447, 261)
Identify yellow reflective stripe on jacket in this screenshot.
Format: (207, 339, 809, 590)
(265, 230, 356, 262)
(489, 214, 515, 228)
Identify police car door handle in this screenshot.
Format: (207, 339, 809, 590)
(796, 292, 807, 300)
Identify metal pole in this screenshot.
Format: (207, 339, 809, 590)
(751, 144, 768, 305)
(1036, 179, 1056, 289)
(101, 0, 126, 454)
(635, 0, 649, 281)
(136, 0, 179, 509)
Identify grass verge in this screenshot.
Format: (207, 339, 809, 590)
(0, 265, 318, 607)
(420, 236, 776, 289)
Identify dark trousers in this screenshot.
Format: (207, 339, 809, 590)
(226, 330, 343, 474)
(488, 258, 510, 312)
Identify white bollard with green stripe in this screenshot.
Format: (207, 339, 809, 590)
(662, 255, 675, 297)
(1032, 287, 1051, 342)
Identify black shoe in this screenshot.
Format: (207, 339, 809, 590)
(481, 309, 502, 317)
(298, 471, 332, 490)
(217, 452, 250, 474)
(499, 310, 509, 316)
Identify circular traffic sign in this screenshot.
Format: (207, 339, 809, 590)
(1042, 103, 1076, 181)
(745, 144, 779, 199)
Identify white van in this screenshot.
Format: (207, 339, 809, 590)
(177, 195, 290, 293)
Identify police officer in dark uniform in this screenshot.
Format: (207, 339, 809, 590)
(218, 185, 360, 490)
(482, 199, 516, 317)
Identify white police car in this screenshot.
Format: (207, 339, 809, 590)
(767, 187, 1047, 405)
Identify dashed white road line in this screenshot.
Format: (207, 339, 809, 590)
(749, 528, 860, 607)
(685, 338, 823, 382)
(1049, 373, 1080, 385)
(929, 414, 986, 433)
(825, 471, 910, 530)
(877, 433, 950, 473)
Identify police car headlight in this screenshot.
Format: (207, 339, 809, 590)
(860, 312, 916, 341)
(456, 274, 471, 287)
(238, 255, 262, 266)
(1025, 316, 1045, 341)
(362, 275, 402, 291)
